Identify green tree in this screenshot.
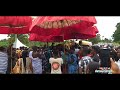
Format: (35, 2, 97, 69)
(88, 34, 101, 44)
(0, 39, 9, 47)
(113, 22, 120, 43)
(7, 34, 29, 46)
(7, 34, 45, 47)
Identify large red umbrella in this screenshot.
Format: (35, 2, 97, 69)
(29, 16, 98, 43)
(0, 16, 32, 34)
(0, 16, 32, 74)
(29, 26, 98, 41)
(29, 16, 97, 36)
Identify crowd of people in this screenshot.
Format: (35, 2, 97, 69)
(0, 41, 120, 74)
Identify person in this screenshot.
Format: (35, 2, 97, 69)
(31, 46, 42, 74)
(28, 48, 33, 60)
(86, 61, 100, 74)
(60, 48, 68, 74)
(7, 45, 17, 74)
(91, 46, 100, 63)
(12, 58, 25, 74)
(0, 46, 8, 74)
(39, 48, 49, 74)
(22, 47, 28, 71)
(16, 48, 22, 59)
(26, 57, 33, 74)
(110, 58, 120, 74)
(99, 47, 111, 67)
(49, 49, 63, 74)
(67, 49, 78, 74)
(79, 47, 93, 74)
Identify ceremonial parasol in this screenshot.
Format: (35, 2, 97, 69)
(0, 16, 32, 74)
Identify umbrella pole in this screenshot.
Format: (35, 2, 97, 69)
(10, 45, 13, 74)
(63, 35, 67, 74)
(47, 42, 48, 48)
(11, 34, 17, 74)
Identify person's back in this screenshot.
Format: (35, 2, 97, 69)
(67, 49, 78, 74)
(86, 61, 100, 74)
(0, 47, 8, 74)
(31, 46, 42, 74)
(91, 46, 100, 63)
(22, 49, 28, 71)
(78, 47, 93, 74)
(79, 56, 93, 74)
(49, 57, 63, 74)
(49, 49, 63, 74)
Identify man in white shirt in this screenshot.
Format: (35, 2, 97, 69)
(49, 49, 63, 74)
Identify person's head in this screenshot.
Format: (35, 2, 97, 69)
(74, 43, 79, 48)
(64, 48, 69, 55)
(82, 47, 91, 56)
(53, 50, 59, 58)
(25, 47, 28, 51)
(32, 46, 38, 52)
(69, 48, 75, 54)
(116, 49, 120, 58)
(91, 46, 100, 55)
(28, 48, 33, 51)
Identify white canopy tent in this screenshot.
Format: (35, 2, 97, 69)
(13, 38, 28, 48)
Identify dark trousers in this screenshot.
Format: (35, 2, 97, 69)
(23, 57, 26, 70)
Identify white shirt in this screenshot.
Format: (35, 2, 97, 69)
(29, 51, 33, 59)
(49, 58, 63, 74)
(75, 48, 79, 54)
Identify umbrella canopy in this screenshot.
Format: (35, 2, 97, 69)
(29, 26, 98, 41)
(0, 16, 32, 34)
(29, 34, 64, 42)
(29, 16, 98, 42)
(63, 26, 98, 40)
(30, 16, 97, 36)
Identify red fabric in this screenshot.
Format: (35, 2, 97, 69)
(0, 26, 11, 34)
(63, 26, 98, 40)
(29, 26, 98, 42)
(30, 21, 97, 36)
(29, 34, 64, 42)
(29, 16, 98, 41)
(30, 16, 96, 26)
(30, 16, 97, 33)
(0, 16, 32, 34)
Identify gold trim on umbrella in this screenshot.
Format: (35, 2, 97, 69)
(0, 24, 28, 28)
(37, 20, 82, 29)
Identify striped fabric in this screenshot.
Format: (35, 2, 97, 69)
(79, 56, 93, 74)
(0, 52, 8, 74)
(32, 57, 42, 74)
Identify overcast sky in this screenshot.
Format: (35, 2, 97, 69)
(95, 16, 120, 39)
(0, 16, 120, 40)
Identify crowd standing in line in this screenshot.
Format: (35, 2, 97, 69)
(1, 41, 120, 74)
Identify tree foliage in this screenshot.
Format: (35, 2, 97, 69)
(113, 22, 120, 43)
(0, 39, 9, 47)
(88, 34, 101, 44)
(7, 34, 45, 47)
